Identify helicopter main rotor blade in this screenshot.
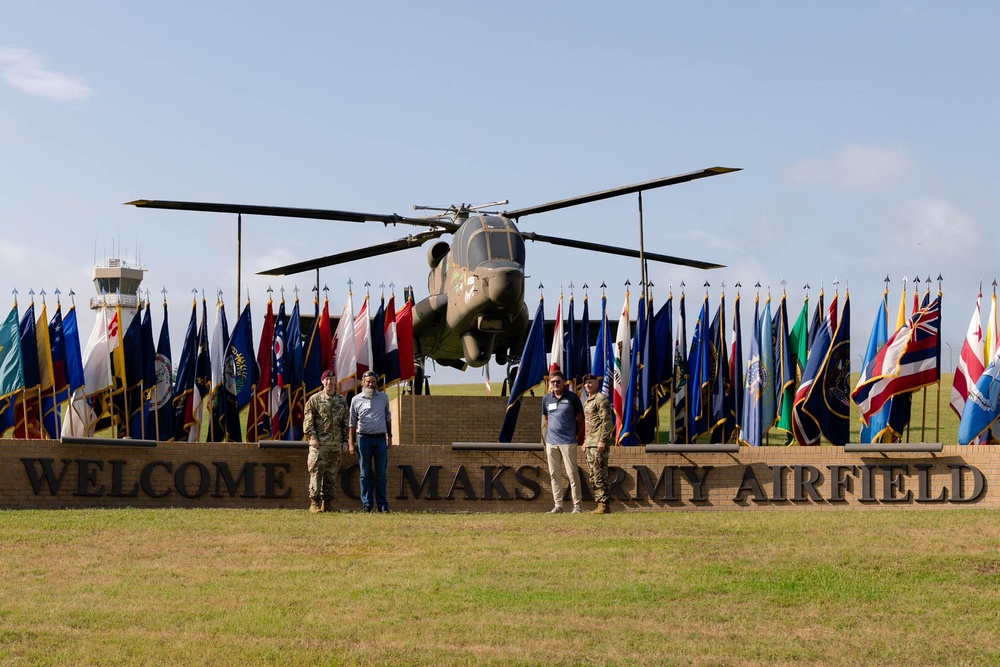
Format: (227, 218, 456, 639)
(126, 199, 458, 231)
(521, 231, 724, 270)
(259, 232, 445, 276)
(504, 167, 741, 219)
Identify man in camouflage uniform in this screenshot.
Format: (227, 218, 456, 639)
(304, 370, 349, 513)
(582, 373, 614, 514)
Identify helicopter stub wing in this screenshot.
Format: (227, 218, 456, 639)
(520, 231, 724, 270)
(503, 167, 740, 219)
(259, 231, 446, 276)
(125, 199, 459, 231)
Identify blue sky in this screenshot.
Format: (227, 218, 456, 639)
(3, 1, 998, 383)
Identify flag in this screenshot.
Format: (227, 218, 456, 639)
(549, 295, 564, 374)
(62, 305, 115, 437)
(757, 297, 776, 440)
(107, 304, 126, 431)
(333, 293, 357, 393)
(271, 300, 288, 438)
(859, 295, 890, 443)
(384, 295, 401, 386)
(672, 291, 688, 443)
(773, 294, 795, 442)
(172, 300, 200, 441)
(286, 298, 305, 440)
(484, 364, 492, 395)
(208, 299, 230, 442)
(371, 296, 386, 383)
(807, 290, 824, 351)
(499, 298, 546, 442)
(575, 295, 591, 387)
(354, 296, 373, 382)
(739, 294, 764, 447)
(793, 294, 838, 446)
(986, 289, 998, 365)
(17, 303, 42, 438)
(0, 304, 24, 399)
(303, 296, 324, 398)
(687, 294, 711, 440)
(592, 294, 613, 398)
(958, 346, 1000, 445)
(36, 304, 58, 438)
(219, 301, 256, 441)
(564, 295, 576, 386)
(189, 298, 212, 442)
(950, 291, 985, 419)
(798, 293, 852, 445)
(612, 293, 631, 441)
(149, 301, 174, 441)
(853, 296, 942, 425)
(126, 301, 157, 440)
(708, 293, 732, 443)
(729, 293, 744, 439)
(248, 299, 274, 442)
(120, 307, 144, 438)
(618, 294, 645, 446)
(396, 296, 415, 383)
(636, 295, 671, 441)
(0, 304, 25, 436)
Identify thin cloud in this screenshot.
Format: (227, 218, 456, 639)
(786, 144, 914, 194)
(0, 46, 93, 101)
(892, 197, 982, 258)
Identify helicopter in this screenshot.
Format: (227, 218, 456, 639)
(127, 166, 739, 382)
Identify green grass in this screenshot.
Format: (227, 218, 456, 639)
(2, 509, 999, 666)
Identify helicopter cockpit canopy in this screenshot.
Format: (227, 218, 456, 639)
(453, 215, 526, 269)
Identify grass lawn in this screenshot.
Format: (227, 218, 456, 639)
(2, 508, 999, 666)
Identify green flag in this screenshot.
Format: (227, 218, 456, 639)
(0, 304, 25, 399)
(777, 296, 809, 443)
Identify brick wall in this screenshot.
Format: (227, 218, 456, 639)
(3, 436, 998, 512)
(392, 394, 544, 446)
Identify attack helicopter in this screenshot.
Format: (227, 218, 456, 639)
(127, 166, 739, 383)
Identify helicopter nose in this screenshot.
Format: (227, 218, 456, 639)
(487, 269, 524, 306)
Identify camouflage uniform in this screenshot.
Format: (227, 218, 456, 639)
(583, 391, 614, 505)
(304, 390, 349, 504)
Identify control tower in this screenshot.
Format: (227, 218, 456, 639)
(89, 258, 147, 320)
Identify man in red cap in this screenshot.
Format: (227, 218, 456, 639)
(303, 369, 349, 513)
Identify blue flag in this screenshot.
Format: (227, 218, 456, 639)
(739, 295, 763, 447)
(959, 349, 1000, 445)
(618, 295, 647, 446)
(672, 292, 688, 443)
(636, 295, 668, 442)
(709, 294, 732, 443)
(575, 296, 591, 386)
(499, 298, 546, 442)
(807, 293, 851, 445)
(172, 301, 199, 441)
(592, 295, 613, 398)
(687, 295, 711, 440)
(860, 296, 889, 442)
(150, 302, 174, 441)
(564, 296, 576, 387)
(285, 299, 304, 440)
(758, 297, 776, 440)
(730, 294, 744, 439)
(219, 301, 256, 441)
(371, 296, 386, 384)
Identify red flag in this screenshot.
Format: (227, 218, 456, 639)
(248, 299, 274, 442)
(319, 297, 332, 374)
(396, 298, 415, 382)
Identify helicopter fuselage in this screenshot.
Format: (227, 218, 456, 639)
(412, 214, 528, 368)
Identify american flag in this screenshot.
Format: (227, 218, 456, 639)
(853, 295, 941, 424)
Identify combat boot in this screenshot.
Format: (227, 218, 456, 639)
(590, 501, 610, 514)
(322, 497, 336, 512)
(309, 498, 323, 514)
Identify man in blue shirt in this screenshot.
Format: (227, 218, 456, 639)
(348, 371, 393, 513)
(541, 370, 584, 514)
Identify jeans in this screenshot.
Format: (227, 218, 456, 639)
(358, 433, 389, 510)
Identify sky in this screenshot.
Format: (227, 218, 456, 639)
(3, 1, 999, 385)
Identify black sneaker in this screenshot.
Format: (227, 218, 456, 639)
(363, 506, 374, 513)
(378, 507, 390, 514)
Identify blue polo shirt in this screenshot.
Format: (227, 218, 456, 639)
(541, 390, 583, 445)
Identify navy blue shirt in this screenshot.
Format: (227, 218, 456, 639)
(541, 391, 583, 445)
